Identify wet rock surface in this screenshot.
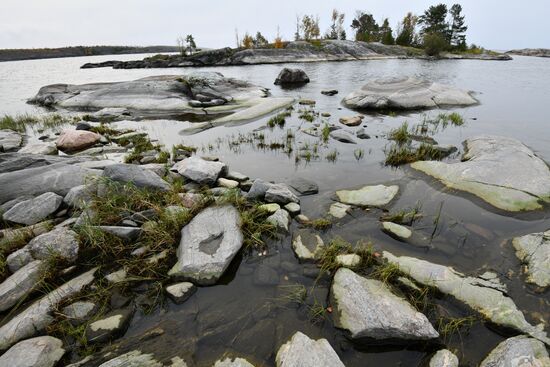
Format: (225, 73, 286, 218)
(479, 335, 549, 367)
(512, 230, 550, 288)
(276, 331, 345, 367)
(336, 184, 399, 207)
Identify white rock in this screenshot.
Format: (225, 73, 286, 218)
(0, 336, 65, 367)
(329, 202, 351, 218)
(276, 331, 344, 367)
(336, 185, 399, 207)
(165, 282, 196, 304)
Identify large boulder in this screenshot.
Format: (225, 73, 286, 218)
(479, 335, 549, 367)
(330, 268, 439, 340)
(103, 163, 170, 191)
(0, 336, 65, 367)
(169, 205, 243, 285)
(512, 231, 550, 288)
(0, 268, 97, 351)
(0, 162, 99, 205)
(274, 68, 310, 85)
(171, 156, 227, 186)
(412, 136, 550, 212)
(383, 252, 550, 345)
(0, 130, 23, 152)
(265, 183, 299, 204)
(336, 184, 399, 207)
(0, 260, 47, 312)
(342, 76, 477, 110)
(2, 192, 63, 225)
(56, 129, 101, 152)
(275, 331, 344, 367)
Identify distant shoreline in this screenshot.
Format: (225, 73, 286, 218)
(0, 45, 179, 62)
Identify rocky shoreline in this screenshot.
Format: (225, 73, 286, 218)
(506, 48, 550, 58)
(80, 40, 512, 69)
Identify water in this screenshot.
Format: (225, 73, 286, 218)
(1, 54, 549, 365)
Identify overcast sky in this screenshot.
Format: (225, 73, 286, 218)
(1, 0, 548, 50)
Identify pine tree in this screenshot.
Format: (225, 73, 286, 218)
(395, 13, 417, 46)
(418, 4, 448, 37)
(380, 18, 395, 45)
(254, 32, 269, 48)
(449, 4, 467, 49)
(185, 34, 196, 55)
(325, 9, 346, 40)
(351, 11, 379, 42)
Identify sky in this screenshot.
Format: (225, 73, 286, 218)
(1, 0, 548, 51)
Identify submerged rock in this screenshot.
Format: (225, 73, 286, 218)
(292, 229, 325, 261)
(56, 129, 101, 152)
(0, 260, 47, 312)
(0, 336, 65, 367)
(0, 130, 23, 152)
(336, 184, 399, 207)
(479, 335, 549, 367)
(0, 268, 97, 351)
(276, 331, 345, 367)
(342, 76, 477, 110)
(330, 130, 357, 144)
(412, 135, 550, 212)
(512, 231, 550, 288)
(171, 156, 227, 186)
(383, 252, 550, 345)
(85, 307, 134, 343)
(2, 191, 63, 225)
(165, 282, 196, 304)
(330, 268, 439, 340)
(288, 177, 319, 195)
(329, 202, 351, 218)
(382, 221, 412, 241)
(274, 68, 310, 85)
(103, 163, 171, 191)
(429, 349, 459, 367)
(169, 205, 243, 285)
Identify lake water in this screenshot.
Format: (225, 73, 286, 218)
(1, 54, 549, 366)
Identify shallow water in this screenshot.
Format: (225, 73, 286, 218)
(1, 54, 549, 365)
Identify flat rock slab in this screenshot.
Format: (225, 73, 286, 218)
(85, 307, 134, 343)
(56, 129, 101, 152)
(383, 251, 550, 345)
(103, 163, 170, 191)
(0, 268, 97, 351)
(289, 177, 319, 195)
(342, 76, 477, 110)
(0, 336, 65, 367)
(0, 260, 47, 312)
(336, 184, 399, 207)
(479, 335, 549, 367)
(331, 268, 439, 340)
(265, 183, 299, 204)
(382, 221, 412, 240)
(97, 226, 142, 241)
(18, 141, 58, 155)
(329, 202, 351, 218)
(412, 135, 550, 212)
(330, 130, 357, 144)
(171, 156, 227, 186)
(512, 231, 550, 288)
(429, 349, 459, 367)
(276, 331, 344, 367)
(27, 227, 80, 264)
(0, 129, 23, 151)
(169, 205, 243, 285)
(2, 191, 63, 225)
(0, 162, 99, 205)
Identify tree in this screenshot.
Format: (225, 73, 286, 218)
(254, 32, 269, 48)
(449, 4, 467, 50)
(294, 15, 301, 41)
(325, 9, 346, 40)
(380, 18, 395, 45)
(418, 4, 448, 37)
(395, 12, 417, 46)
(423, 32, 448, 56)
(300, 14, 320, 41)
(185, 34, 196, 55)
(176, 36, 185, 56)
(274, 26, 284, 48)
(351, 11, 379, 42)
(242, 33, 254, 49)
(235, 28, 240, 48)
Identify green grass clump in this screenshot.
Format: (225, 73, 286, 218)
(306, 218, 332, 230)
(384, 143, 444, 166)
(436, 315, 477, 340)
(388, 122, 410, 144)
(321, 124, 330, 143)
(380, 203, 422, 225)
(316, 237, 374, 275)
(370, 262, 403, 284)
(0, 114, 72, 133)
(267, 112, 291, 128)
(299, 110, 316, 122)
(325, 149, 338, 162)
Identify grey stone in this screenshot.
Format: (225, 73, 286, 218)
(330, 130, 357, 144)
(339, 115, 363, 126)
(165, 282, 196, 304)
(62, 301, 97, 325)
(171, 156, 227, 186)
(342, 76, 477, 110)
(292, 230, 325, 261)
(412, 135, 550, 212)
(103, 163, 170, 191)
(265, 183, 299, 204)
(18, 142, 58, 155)
(95, 350, 186, 367)
(266, 209, 290, 233)
(0, 195, 32, 213)
(276, 331, 344, 367)
(335, 254, 361, 268)
(512, 230, 550, 288)
(288, 177, 319, 195)
(0, 260, 47, 312)
(64, 184, 94, 209)
(105, 268, 128, 284)
(218, 177, 239, 188)
(6, 247, 34, 273)
(226, 171, 249, 182)
(169, 205, 243, 285)
(97, 226, 142, 241)
(356, 128, 371, 139)
(0, 162, 99, 205)
(274, 68, 310, 85)
(214, 357, 255, 367)
(331, 268, 439, 340)
(85, 307, 134, 343)
(321, 90, 338, 96)
(245, 179, 272, 200)
(253, 264, 280, 285)
(382, 221, 413, 240)
(429, 349, 459, 367)
(0, 130, 23, 152)
(284, 202, 301, 216)
(28, 227, 80, 264)
(0, 268, 97, 351)
(383, 251, 550, 345)
(3, 192, 63, 225)
(479, 335, 549, 367)
(329, 202, 351, 218)
(336, 184, 399, 207)
(0, 336, 65, 367)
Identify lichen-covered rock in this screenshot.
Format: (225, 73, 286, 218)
(412, 136, 550, 212)
(28, 227, 80, 264)
(103, 163, 171, 191)
(56, 129, 101, 152)
(169, 205, 243, 285)
(330, 268, 439, 340)
(0, 336, 65, 367)
(336, 184, 399, 207)
(479, 335, 550, 367)
(292, 230, 325, 261)
(512, 230, 550, 288)
(429, 349, 459, 367)
(383, 251, 550, 345)
(342, 76, 477, 110)
(171, 156, 227, 186)
(0, 260, 47, 312)
(276, 331, 344, 367)
(2, 192, 63, 225)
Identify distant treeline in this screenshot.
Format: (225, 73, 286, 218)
(0, 45, 179, 62)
